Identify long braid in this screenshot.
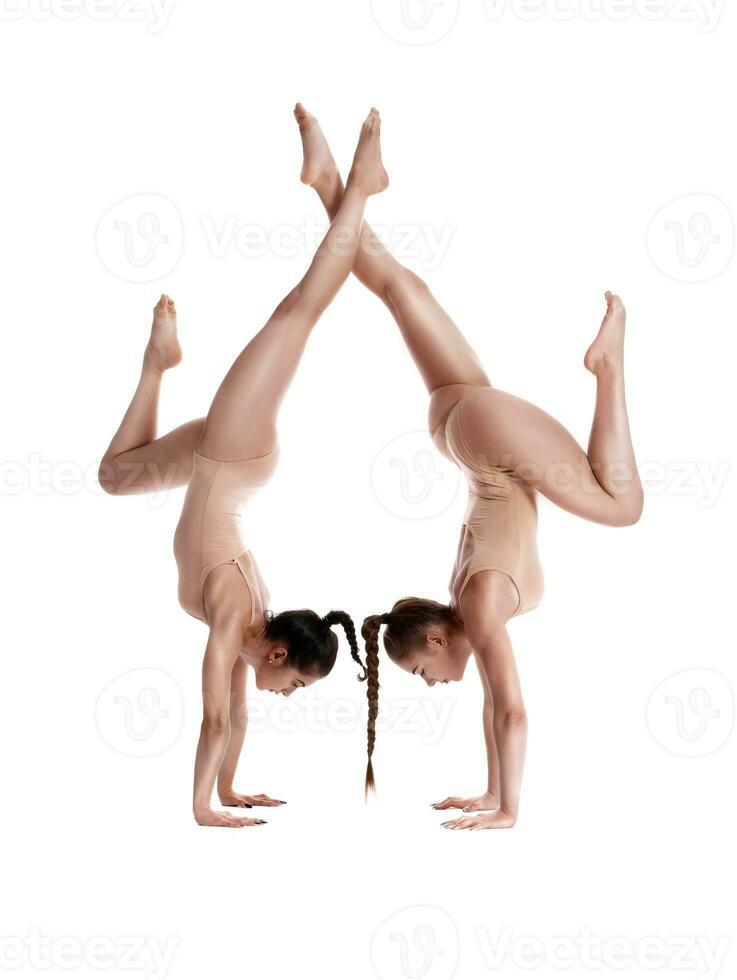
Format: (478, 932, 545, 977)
(324, 610, 366, 680)
(361, 614, 384, 796)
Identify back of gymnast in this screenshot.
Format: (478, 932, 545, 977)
(295, 105, 644, 831)
(99, 109, 388, 828)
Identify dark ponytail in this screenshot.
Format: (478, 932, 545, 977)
(323, 610, 366, 680)
(361, 613, 390, 797)
(264, 608, 364, 678)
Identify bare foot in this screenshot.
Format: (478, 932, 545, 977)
(294, 102, 339, 189)
(146, 294, 182, 372)
(584, 291, 626, 375)
(347, 108, 389, 197)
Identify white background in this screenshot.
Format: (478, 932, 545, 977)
(1, 1, 735, 979)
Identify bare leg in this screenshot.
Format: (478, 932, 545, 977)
(295, 104, 488, 405)
(295, 109, 642, 527)
(99, 295, 204, 495)
(197, 109, 388, 462)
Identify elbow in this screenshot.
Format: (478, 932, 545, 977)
(202, 711, 230, 736)
(495, 705, 527, 730)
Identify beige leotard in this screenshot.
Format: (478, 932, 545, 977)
(173, 448, 279, 624)
(432, 395, 544, 617)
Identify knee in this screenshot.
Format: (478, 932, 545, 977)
(620, 486, 644, 526)
(98, 458, 121, 496)
(382, 268, 429, 308)
(271, 283, 314, 323)
(611, 496, 644, 527)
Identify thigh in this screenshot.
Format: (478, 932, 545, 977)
(460, 388, 620, 525)
(100, 418, 205, 494)
(197, 295, 311, 461)
(383, 271, 491, 395)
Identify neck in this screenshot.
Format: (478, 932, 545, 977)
(240, 632, 270, 667)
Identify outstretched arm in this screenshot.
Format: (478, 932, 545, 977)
(193, 613, 266, 829)
(442, 581, 527, 831)
(216, 657, 286, 810)
(431, 671, 501, 816)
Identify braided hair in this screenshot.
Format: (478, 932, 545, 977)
(264, 609, 365, 678)
(361, 598, 459, 796)
(360, 612, 391, 796)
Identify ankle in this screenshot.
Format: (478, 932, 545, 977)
(313, 165, 342, 202)
(142, 345, 165, 376)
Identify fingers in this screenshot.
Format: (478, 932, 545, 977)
(462, 800, 486, 812)
(441, 816, 479, 831)
(431, 797, 469, 811)
(214, 812, 267, 828)
(247, 794, 287, 807)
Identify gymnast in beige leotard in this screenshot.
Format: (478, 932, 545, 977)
(294, 106, 644, 827)
(432, 393, 544, 618)
(174, 448, 279, 625)
(99, 107, 388, 829)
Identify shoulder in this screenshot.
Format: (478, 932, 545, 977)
(203, 564, 250, 632)
(460, 571, 519, 633)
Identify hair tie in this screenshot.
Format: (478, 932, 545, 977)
(380, 613, 392, 626)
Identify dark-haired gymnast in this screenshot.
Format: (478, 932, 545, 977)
(99, 109, 388, 828)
